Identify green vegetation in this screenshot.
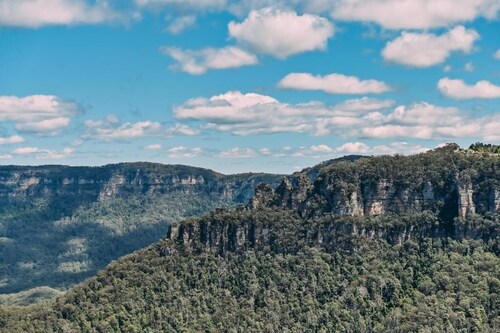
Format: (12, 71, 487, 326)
(0, 145, 499, 331)
(469, 143, 500, 154)
(0, 287, 63, 307)
(1, 208, 498, 332)
(0, 163, 281, 299)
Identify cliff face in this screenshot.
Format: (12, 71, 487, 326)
(250, 150, 500, 220)
(0, 163, 282, 295)
(166, 147, 500, 256)
(166, 208, 499, 257)
(0, 163, 281, 208)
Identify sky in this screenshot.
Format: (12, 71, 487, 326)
(0, 0, 499, 174)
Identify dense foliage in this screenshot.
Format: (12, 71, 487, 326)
(469, 143, 500, 154)
(1, 208, 499, 332)
(0, 145, 499, 331)
(0, 163, 281, 302)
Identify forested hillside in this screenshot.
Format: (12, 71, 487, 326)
(1, 144, 499, 332)
(0, 163, 282, 303)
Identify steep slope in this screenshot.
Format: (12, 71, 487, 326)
(253, 144, 500, 221)
(2, 208, 498, 332)
(1, 145, 499, 332)
(0, 163, 282, 299)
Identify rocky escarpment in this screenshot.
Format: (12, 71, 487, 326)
(0, 163, 282, 208)
(0, 163, 282, 296)
(165, 207, 499, 257)
(167, 145, 500, 256)
(250, 146, 500, 220)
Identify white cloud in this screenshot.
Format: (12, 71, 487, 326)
(135, 0, 226, 11)
(83, 117, 162, 141)
(15, 117, 71, 134)
(166, 124, 199, 136)
(175, 91, 396, 136)
(333, 97, 395, 113)
(382, 26, 479, 67)
(36, 147, 75, 160)
(336, 142, 369, 154)
(219, 147, 257, 158)
(145, 144, 162, 150)
(166, 15, 196, 34)
(0, 135, 24, 145)
(257, 142, 429, 159)
(310, 144, 333, 153)
(259, 147, 272, 155)
(464, 62, 474, 72)
(495, 50, 500, 60)
(0, 95, 81, 135)
(228, 7, 334, 58)
(0, 154, 12, 159)
(331, 0, 500, 29)
(161, 46, 258, 74)
(83, 116, 199, 141)
(167, 146, 202, 158)
(360, 102, 463, 139)
(438, 78, 500, 99)
(360, 102, 500, 140)
(12, 146, 74, 159)
(443, 65, 452, 72)
(0, 0, 120, 28)
(278, 73, 391, 94)
(386, 103, 461, 126)
(13, 147, 40, 155)
(174, 91, 500, 141)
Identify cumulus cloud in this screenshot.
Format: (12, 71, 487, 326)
(336, 142, 370, 154)
(165, 124, 199, 136)
(83, 116, 200, 141)
(228, 7, 334, 58)
(175, 91, 396, 136)
(175, 91, 400, 136)
(382, 26, 479, 67)
(0, 135, 24, 145)
(12, 146, 74, 159)
(360, 102, 500, 140)
(0, 95, 82, 135)
(333, 97, 395, 113)
(83, 116, 162, 141)
(0, 154, 12, 159)
(495, 50, 500, 60)
(166, 15, 196, 34)
(438, 78, 500, 99)
(167, 146, 202, 158)
(0, 0, 121, 28)
(278, 73, 391, 94)
(161, 46, 258, 74)
(175, 91, 394, 136)
(331, 0, 500, 29)
(174, 90, 500, 141)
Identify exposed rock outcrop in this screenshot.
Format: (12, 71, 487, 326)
(250, 149, 499, 220)
(0, 163, 283, 208)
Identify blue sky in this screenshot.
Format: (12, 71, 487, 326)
(0, 0, 499, 174)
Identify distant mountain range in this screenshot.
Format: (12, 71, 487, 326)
(1, 144, 499, 332)
(0, 162, 282, 300)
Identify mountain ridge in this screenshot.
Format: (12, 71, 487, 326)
(1, 145, 499, 332)
(0, 162, 284, 298)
